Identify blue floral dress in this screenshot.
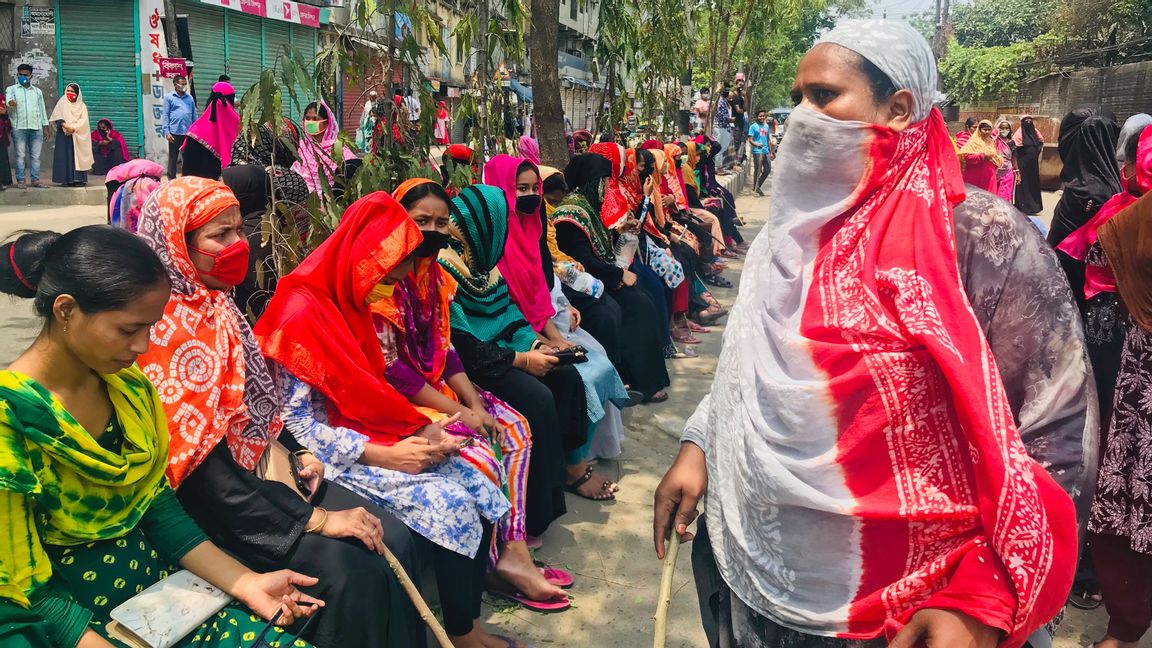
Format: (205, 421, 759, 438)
(274, 365, 510, 557)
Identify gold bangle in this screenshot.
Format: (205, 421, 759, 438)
(293, 449, 314, 458)
(305, 507, 328, 534)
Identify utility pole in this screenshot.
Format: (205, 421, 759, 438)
(163, 0, 181, 57)
(931, 0, 951, 60)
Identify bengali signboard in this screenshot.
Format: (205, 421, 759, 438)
(199, 0, 323, 27)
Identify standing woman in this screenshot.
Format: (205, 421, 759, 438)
(995, 119, 1017, 202)
(1013, 115, 1045, 215)
(293, 101, 359, 196)
(434, 100, 451, 145)
(1089, 125, 1152, 648)
(0, 226, 321, 648)
(0, 91, 12, 188)
(956, 119, 1002, 193)
(49, 83, 92, 187)
(1049, 105, 1122, 311)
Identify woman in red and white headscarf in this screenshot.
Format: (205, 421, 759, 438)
(655, 19, 1095, 648)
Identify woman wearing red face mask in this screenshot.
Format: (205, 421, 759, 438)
(135, 177, 430, 648)
(49, 82, 92, 187)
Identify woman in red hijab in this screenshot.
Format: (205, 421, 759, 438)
(255, 192, 532, 648)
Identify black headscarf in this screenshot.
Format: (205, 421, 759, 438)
(221, 165, 272, 227)
(1048, 105, 1122, 247)
(1020, 119, 1043, 148)
(563, 153, 612, 212)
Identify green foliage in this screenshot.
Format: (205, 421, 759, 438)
(951, 0, 1052, 47)
(939, 38, 1037, 104)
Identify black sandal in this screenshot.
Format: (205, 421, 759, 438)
(565, 466, 615, 501)
(1068, 588, 1103, 610)
(703, 274, 733, 288)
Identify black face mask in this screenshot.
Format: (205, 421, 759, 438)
(638, 168, 653, 184)
(515, 194, 542, 215)
(414, 230, 451, 257)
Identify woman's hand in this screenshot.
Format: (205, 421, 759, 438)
(384, 435, 462, 474)
(888, 609, 1002, 648)
(643, 175, 657, 197)
(414, 413, 463, 444)
(572, 261, 586, 272)
(653, 442, 708, 559)
(568, 306, 582, 332)
(296, 452, 325, 495)
(233, 570, 324, 626)
(622, 269, 638, 287)
(315, 507, 386, 555)
(458, 407, 487, 433)
(516, 350, 560, 377)
(661, 194, 675, 209)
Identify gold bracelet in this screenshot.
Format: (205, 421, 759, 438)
(292, 449, 314, 458)
(305, 507, 328, 534)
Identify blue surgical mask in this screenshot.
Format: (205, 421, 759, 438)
(17, 75, 29, 85)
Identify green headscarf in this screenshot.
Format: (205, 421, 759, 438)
(439, 185, 539, 352)
(0, 366, 169, 607)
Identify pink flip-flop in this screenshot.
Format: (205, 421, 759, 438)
(489, 590, 571, 613)
(537, 564, 574, 589)
(525, 536, 543, 550)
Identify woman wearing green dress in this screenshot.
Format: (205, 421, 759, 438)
(0, 225, 323, 648)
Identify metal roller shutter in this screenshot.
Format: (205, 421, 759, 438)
(262, 21, 292, 118)
(178, 1, 226, 95)
(57, 0, 142, 156)
(226, 12, 263, 101)
(289, 25, 318, 122)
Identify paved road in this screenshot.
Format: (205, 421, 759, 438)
(0, 204, 105, 365)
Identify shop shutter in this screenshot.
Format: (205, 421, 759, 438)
(261, 21, 292, 117)
(178, 0, 226, 96)
(57, 0, 141, 156)
(288, 25, 318, 122)
(226, 12, 263, 102)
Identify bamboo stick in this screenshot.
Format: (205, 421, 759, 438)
(652, 527, 682, 648)
(382, 544, 454, 648)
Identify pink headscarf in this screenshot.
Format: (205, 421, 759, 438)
(183, 82, 240, 167)
(483, 154, 555, 331)
(518, 136, 540, 166)
(293, 99, 358, 193)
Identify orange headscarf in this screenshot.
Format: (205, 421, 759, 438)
(664, 143, 689, 210)
(136, 176, 283, 487)
(255, 191, 431, 445)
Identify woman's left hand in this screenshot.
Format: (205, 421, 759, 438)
(296, 453, 325, 495)
(568, 306, 581, 332)
(234, 570, 324, 626)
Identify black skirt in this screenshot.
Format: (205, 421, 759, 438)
(52, 125, 87, 185)
(1014, 143, 1044, 215)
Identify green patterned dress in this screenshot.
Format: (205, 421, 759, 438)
(0, 368, 310, 648)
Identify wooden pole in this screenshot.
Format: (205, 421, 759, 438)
(382, 544, 454, 648)
(652, 527, 682, 648)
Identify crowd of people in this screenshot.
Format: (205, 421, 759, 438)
(0, 55, 754, 647)
(654, 18, 1152, 648)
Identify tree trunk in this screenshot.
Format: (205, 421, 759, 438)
(527, 0, 566, 166)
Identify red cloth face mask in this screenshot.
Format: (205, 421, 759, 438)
(65, 91, 77, 101)
(190, 238, 250, 287)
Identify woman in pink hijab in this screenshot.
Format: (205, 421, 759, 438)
(293, 99, 359, 194)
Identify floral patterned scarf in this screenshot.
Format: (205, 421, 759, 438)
(136, 176, 282, 486)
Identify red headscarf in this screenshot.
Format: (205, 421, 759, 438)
(588, 142, 635, 229)
(255, 191, 431, 445)
(483, 154, 555, 331)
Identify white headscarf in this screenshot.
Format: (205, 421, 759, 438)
(48, 84, 93, 172)
(816, 19, 943, 122)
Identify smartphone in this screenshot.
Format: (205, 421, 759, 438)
(458, 437, 475, 448)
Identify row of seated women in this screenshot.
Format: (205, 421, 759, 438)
(0, 126, 750, 646)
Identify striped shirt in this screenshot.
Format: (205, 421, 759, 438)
(4, 84, 47, 130)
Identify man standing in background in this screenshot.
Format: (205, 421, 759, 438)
(5, 63, 48, 189)
(161, 75, 197, 180)
(729, 74, 747, 166)
(713, 87, 733, 169)
(747, 109, 774, 196)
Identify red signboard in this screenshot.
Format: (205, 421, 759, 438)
(158, 57, 188, 78)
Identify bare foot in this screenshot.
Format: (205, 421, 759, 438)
(492, 541, 566, 601)
(1093, 637, 1139, 648)
(450, 625, 528, 648)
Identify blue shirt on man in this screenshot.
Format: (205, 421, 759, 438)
(748, 121, 773, 155)
(162, 91, 197, 136)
